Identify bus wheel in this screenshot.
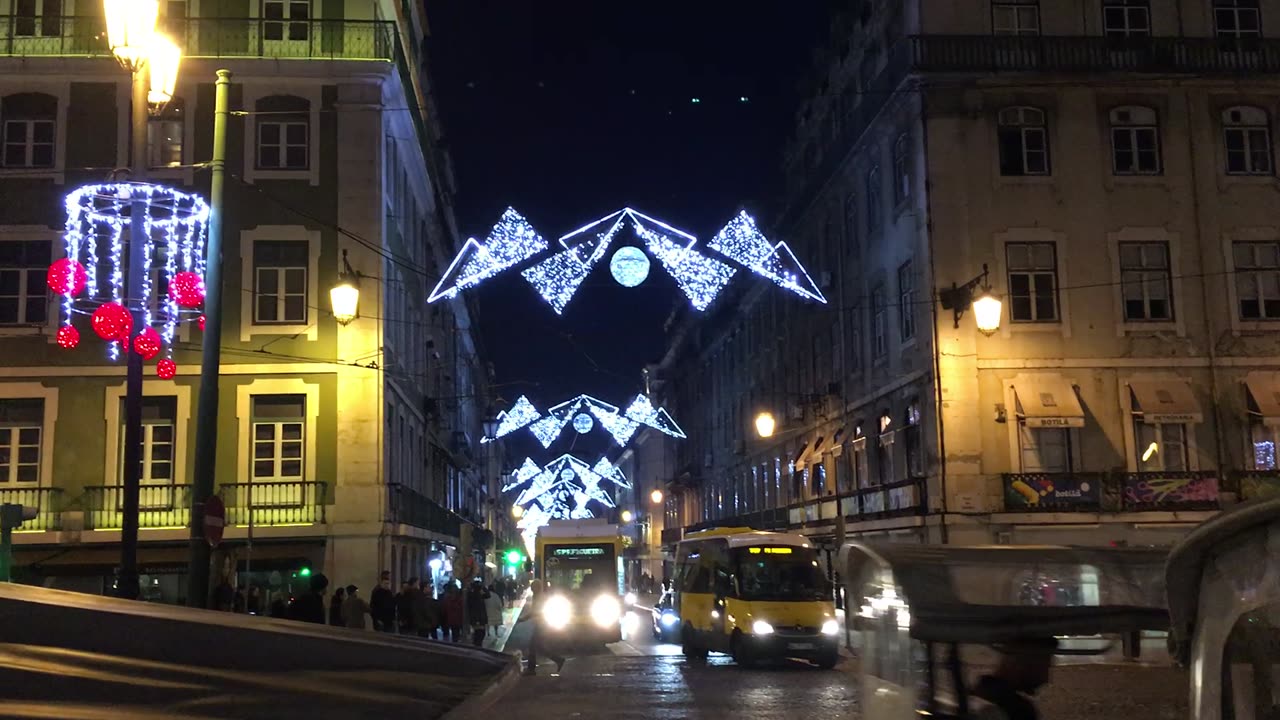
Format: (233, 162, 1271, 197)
(682, 625, 707, 661)
(731, 633, 755, 668)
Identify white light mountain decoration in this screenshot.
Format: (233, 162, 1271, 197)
(481, 393, 687, 448)
(429, 208, 547, 302)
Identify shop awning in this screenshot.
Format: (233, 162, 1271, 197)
(794, 442, 813, 470)
(1129, 378, 1203, 423)
(1246, 376, 1280, 426)
(1011, 374, 1085, 428)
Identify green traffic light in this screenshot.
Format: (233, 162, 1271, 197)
(298, 567, 312, 577)
(504, 550, 521, 565)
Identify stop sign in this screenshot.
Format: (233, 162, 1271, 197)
(203, 495, 225, 548)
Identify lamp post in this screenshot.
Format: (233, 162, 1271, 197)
(103, 0, 182, 600)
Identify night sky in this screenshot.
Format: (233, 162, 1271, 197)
(426, 1, 829, 462)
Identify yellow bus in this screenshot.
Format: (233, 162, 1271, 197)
(674, 527, 839, 668)
(535, 519, 626, 648)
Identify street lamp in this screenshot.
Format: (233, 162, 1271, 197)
(971, 290, 1003, 336)
(104, 0, 159, 71)
(329, 249, 360, 325)
(145, 34, 182, 107)
(512, 505, 524, 519)
(754, 411, 777, 439)
(650, 489, 663, 505)
(939, 263, 1002, 335)
(621, 509, 634, 524)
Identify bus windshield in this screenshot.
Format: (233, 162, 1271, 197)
(543, 543, 617, 594)
(733, 545, 831, 602)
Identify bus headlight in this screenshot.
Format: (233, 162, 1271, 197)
(591, 594, 622, 628)
(752, 620, 775, 636)
(543, 595, 572, 630)
(660, 611, 679, 627)
(821, 619, 840, 636)
(624, 591, 637, 606)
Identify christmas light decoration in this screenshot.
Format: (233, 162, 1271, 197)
(707, 210, 827, 303)
(623, 394, 688, 438)
(507, 454, 629, 514)
(572, 412, 595, 434)
(481, 392, 687, 448)
(168, 270, 205, 308)
(590, 408, 640, 445)
(156, 358, 177, 379)
(483, 395, 542, 443)
(56, 325, 80, 349)
(630, 216, 736, 311)
(428, 207, 547, 302)
(520, 211, 628, 314)
(609, 246, 650, 287)
(46, 258, 88, 296)
(197, 314, 206, 331)
(92, 301, 133, 341)
(133, 326, 162, 360)
(528, 413, 571, 449)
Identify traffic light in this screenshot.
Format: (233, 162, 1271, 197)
(292, 565, 312, 579)
(504, 549, 523, 566)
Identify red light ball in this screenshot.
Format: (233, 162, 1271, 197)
(46, 258, 88, 297)
(198, 314, 206, 332)
(168, 271, 205, 308)
(156, 358, 177, 379)
(56, 325, 80, 349)
(91, 302, 133, 341)
(133, 327, 162, 360)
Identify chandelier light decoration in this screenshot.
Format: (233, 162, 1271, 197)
(428, 206, 826, 314)
(57, 183, 209, 372)
(482, 393, 687, 449)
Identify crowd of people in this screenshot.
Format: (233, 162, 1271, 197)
(215, 570, 524, 647)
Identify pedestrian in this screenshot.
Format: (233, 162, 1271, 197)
(485, 583, 505, 638)
(519, 580, 565, 676)
(442, 583, 464, 642)
(213, 578, 234, 612)
(269, 591, 289, 618)
(467, 580, 490, 646)
(329, 586, 346, 627)
(246, 585, 263, 615)
(343, 584, 370, 630)
(396, 581, 413, 634)
(411, 579, 440, 639)
(370, 571, 397, 633)
(289, 573, 329, 624)
(232, 587, 247, 613)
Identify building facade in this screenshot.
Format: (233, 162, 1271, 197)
(647, 0, 1280, 572)
(0, 0, 510, 603)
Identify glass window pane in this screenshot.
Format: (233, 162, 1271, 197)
(17, 427, 39, 445)
(32, 122, 53, 143)
(254, 442, 274, 459)
(253, 460, 275, 477)
(280, 460, 302, 477)
(285, 123, 307, 144)
(284, 268, 305, 293)
(17, 446, 38, 464)
(281, 441, 302, 459)
(16, 465, 36, 482)
(254, 424, 275, 441)
(255, 295, 277, 321)
(282, 422, 303, 440)
(150, 462, 172, 480)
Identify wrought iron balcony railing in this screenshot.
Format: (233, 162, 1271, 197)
(387, 483, 461, 538)
(1003, 471, 1221, 512)
(0, 486, 63, 531)
(219, 481, 326, 526)
(1238, 470, 1280, 501)
(83, 484, 191, 530)
(0, 17, 395, 61)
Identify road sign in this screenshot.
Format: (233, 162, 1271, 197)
(203, 495, 225, 548)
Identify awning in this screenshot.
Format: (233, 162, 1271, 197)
(1011, 374, 1085, 428)
(1129, 378, 1203, 423)
(1245, 375, 1280, 426)
(793, 442, 812, 470)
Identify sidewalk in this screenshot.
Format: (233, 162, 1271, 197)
(484, 589, 530, 653)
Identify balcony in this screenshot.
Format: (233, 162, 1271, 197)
(219, 481, 326, 527)
(83, 484, 191, 530)
(0, 487, 63, 531)
(0, 17, 395, 61)
(1002, 471, 1221, 512)
(387, 484, 461, 538)
(1238, 470, 1280, 501)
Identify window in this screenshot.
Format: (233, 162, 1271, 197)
(1110, 106, 1161, 175)
(903, 403, 924, 478)
(847, 304, 862, 374)
(1119, 242, 1172, 321)
(251, 395, 305, 481)
(1223, 106, 1272, 176)
(255, 95, 309, 170)
(843, 192, 858, 256)
(262, 0, 310, 41)
(992, 0, 1040, 35)
(998, 107, 1050, 176)
(252, 240, 308, 324)
(118, 397, 176, 484)
(0, 239, 50, 326)
(1134, 422, 1188, 471)
(1018, 426, 1075, 472)
(147, 98, 184, 168)
(865, 165, 881, 234)
(1, 93, 56, 169)
(12, 0, 62, 37)
(1006, 242, 1059, 322)
(898, 261, 916, 341)
(876, 414, 895, 485)
(871, 284, 888, 360)
(851, 434, 869, 488)
(1234, 241, 1280, 320)
(1102, 0, 1150, 37)
(0, 398, 42, 484)
(892, 134, 910, 204)
(1214, 0, 1261, 40)
(160, 0, 187, 38)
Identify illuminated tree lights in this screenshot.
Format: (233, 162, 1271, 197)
(481, 393, 687, 448)
(427, 206, 826, 312)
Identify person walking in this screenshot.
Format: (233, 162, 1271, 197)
(442, 584, 464, 642)
(485, 583, 505, 639)
(395, 581, 413, 634)
(246, 585, 263, 615)
(328, 586, 346, 627)
(467, 580, 489, 646)
(290, 573, 329, 624)
(412, 579, 440, 639)
(370, 571, 397, 633)
(342, 584, 370, 630)
(519, 580, 565, 676)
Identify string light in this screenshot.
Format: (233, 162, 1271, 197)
(483, 392, 688, 448)
(707, 210, 827, 303)
(630, 217, 736, 311)
(623, 394, 688, 438)
(520, 248, 597, 315)
(572, 412, 595, 434)
(507, 455, 628, 518)
(484, 395, 542, 443)
(529, 412, 571, 449)
(428, 207, 546, 302)
(589, 408, 640, 445)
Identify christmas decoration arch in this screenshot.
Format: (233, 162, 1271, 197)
(482, 393, 686, 449)
(505, 454, 632, 551)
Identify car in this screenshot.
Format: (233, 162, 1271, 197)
(650, 593, 680, 642)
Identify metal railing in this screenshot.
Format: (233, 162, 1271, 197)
(0, 487, 63, 530)
(219, 481, 326, 526)
(1003, 472, 1106, 512)
(1121, 471, 1220, 511)
(1002, 471, 1221, 512)
(1238, 470, 1280, 500)
(83, 484, 191, 530)
(386, 483, 461, 538)
(682, 478, 927, 534)
(0, 17, 395, 61)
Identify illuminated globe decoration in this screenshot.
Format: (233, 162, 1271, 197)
(481, 393, 687, 449)
(156, 358, 177, 379)
(429, 206, 826, 315)
(609, 246, 650, 288)
(59, 183, 209, 366)
(56, 325, 80, 349)
(572, 412, 594, 434)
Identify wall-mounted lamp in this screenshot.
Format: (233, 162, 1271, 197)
(938, 263, 1002, 335)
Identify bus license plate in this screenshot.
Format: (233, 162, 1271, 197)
(788, 642, 814, 650)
